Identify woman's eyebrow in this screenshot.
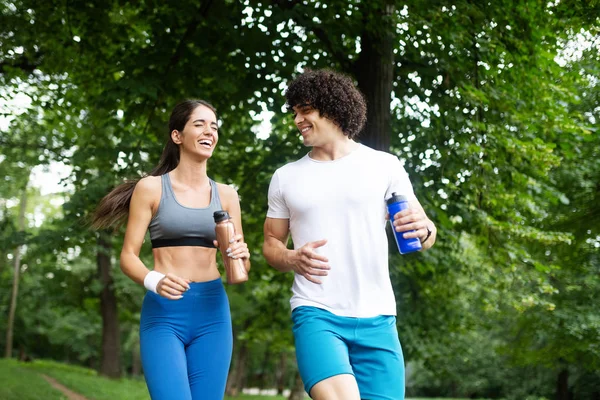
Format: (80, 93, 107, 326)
(192, 119, 218, 126)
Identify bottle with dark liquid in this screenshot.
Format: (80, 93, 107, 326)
(213, 210, 248, 284)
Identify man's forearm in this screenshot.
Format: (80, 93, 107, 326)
(263, 237, 296, 273)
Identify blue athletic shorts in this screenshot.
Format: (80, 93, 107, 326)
(292, 306, 405, 400)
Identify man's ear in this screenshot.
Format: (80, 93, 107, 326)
(171, 129, 182, 144)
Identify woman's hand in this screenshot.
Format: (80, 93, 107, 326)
(214, 234, 250, 261)
(214, 234, 251, 273)
(156, 273, 191, 300)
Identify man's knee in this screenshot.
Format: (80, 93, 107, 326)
(310, 374, 360, 400)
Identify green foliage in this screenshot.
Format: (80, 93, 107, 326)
(1, 0, 599, 397)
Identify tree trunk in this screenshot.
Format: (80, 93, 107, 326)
(556, 368, 569, 400)
(355, 1, 395, 152)
(18, 344, 30, 361)
(225, 339, 237, 395)
(276, 351, 288, 395)
(132, 333, 141, 376)
(5, 185, 28, 358)
(288, 369, 305, 400)
(258, 344, 271, 389)
(97, 233, 121, 378)
(226, 340, 249, 396)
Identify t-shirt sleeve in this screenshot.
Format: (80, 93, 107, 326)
(385, 156, 416, 200)
(267, 170, 290, 219)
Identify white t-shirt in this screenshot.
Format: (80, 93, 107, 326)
(267, 144, 416, 317)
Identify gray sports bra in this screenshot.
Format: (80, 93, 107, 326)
(148, 174, 222, 248)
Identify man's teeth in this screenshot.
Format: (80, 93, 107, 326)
(301, 127, 311, 133)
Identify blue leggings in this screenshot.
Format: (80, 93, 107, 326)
(140, 278, 233, 400)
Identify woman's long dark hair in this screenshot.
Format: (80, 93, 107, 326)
(92, 99, 217, 230)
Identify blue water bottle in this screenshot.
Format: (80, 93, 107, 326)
(386, 192, 422, 254)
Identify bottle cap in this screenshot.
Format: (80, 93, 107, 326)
(213, 210, 230, 223)
(386, 192, 408, 205)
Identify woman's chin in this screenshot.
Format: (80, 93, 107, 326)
(182, 149, 214, 161)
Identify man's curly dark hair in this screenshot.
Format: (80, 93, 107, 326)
(285, 69, 367, 139)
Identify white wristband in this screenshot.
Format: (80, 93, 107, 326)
(144, 271, 165, 294)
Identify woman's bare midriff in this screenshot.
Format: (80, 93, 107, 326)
(152, 246, 221, 282)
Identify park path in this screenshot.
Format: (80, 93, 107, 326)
(41, 374, 91, 400)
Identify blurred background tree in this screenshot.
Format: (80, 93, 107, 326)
(1, 0, 598, 399)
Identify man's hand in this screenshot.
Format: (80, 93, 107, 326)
(288, 239, 330, 284)
(392, 208, 432, 243)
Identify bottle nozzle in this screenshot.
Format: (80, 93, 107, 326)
(213, 210, 230, 223)
(386, 192, 407, 205)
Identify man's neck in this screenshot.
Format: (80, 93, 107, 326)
(309, 137, 359, 161)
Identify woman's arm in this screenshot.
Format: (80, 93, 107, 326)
(120, 176, 158, 285)
(217, 183, 251, 271)
(120, 176, 190, 298)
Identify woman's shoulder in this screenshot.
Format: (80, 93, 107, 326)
(214, 182, 239, 202)
(133, 176, 162, 199)
(137, 175, 161, 189)
(214, 181, 238, 196)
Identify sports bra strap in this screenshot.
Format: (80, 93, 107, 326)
(210, 179, 221, 207)
(163, 173, 175, 197)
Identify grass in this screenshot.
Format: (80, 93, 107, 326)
(2, 359, 289, 400)
(22, 359, 149, 400)
(0, 358, 481, 400)
(0, 359, 67, 400)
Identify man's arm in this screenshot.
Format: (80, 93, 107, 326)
(262, 217, 295, 273)
(263, 217, 330, 284)
(393, 198, 437, 251)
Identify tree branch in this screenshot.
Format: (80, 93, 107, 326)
(0, 56, 41, 74)
(164, 0, 215, 78)
(272, 0, 355, 74)
(271, 0, 303, 10)
(141, 0, 215, 136)
(310, 25, 355, 74)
